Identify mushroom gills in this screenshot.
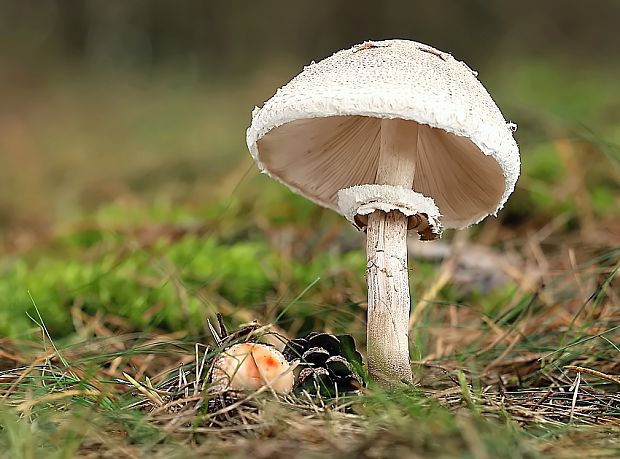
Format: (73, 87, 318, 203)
(257, 115, 505, 228)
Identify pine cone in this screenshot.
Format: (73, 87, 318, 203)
(282, 332, 365, 395)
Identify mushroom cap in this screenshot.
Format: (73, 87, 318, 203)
(247, 39, 520, 229)
(210, 343, 294, 394)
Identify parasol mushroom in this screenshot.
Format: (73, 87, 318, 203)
(246, 39, 520, 386)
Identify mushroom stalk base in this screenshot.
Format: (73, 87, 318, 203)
(366, 210, 414, 386)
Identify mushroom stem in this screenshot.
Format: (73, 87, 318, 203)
(366, 211, 413, 385)
(377, 118, 417, 186)
(366, 118, 417, 385)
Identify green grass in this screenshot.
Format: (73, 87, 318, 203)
(0, 58, 619, 457)
(1, 193, 617, 457)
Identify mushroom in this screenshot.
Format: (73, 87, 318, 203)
(246, 40, 519, 386)
(211, 343, 294, 394)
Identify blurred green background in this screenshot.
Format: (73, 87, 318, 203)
(0, 1, 619, 339)
(1, 0, 619, 236)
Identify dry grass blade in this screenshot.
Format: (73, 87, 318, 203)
(16, 389, 101, 413)
(408, 252, 457, 330)
(123, 372, 164, 407)
(569, 371, 581, 423)
(564, 366, 620, 386)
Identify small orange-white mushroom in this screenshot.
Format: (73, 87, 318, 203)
(210, 343, 294, 394)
